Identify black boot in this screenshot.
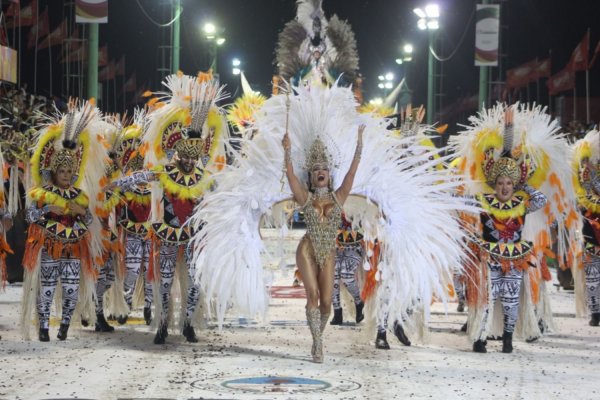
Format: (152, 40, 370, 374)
(330, 308, 343, 325)
(502, 332, 513, 353)
(39, 328, 50, 342)
(95, 313, 115, 332)
(144, 307, 152, 325)
(457, 300, 465, 313)
(81, 318, 89, 327)
(117, 315, 128, 325)
(355, 302, 365, 324)
(182, 321, 199, 343)
(460, 322, 468, 332)
(57, 324, 69, 341)
(153, 323, 168, 345)
(472, 339, 487, 353)
(393, 321, 411, 346)
(375, 330, 390, 350)
(589, 312, 600, 327)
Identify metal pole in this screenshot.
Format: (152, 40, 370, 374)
(427, 30, 435, 125)
(586, 66, 590, 124)
(478, 0, 489, 111)
(34, 5, 39, 93)
(87, 23, 99, 99)
(171, 0, 181, 73)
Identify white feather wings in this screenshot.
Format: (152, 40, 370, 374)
(190, 84, 475, 326)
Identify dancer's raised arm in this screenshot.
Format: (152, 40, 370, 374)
(283, 132, 309, 205)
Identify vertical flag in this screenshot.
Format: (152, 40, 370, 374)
(475, 4, 500, 66)
(589, 40, 600, 69)
(546, 67, 575, 95)
(569, 31, 590, 71)
(26, 6, 48, 49)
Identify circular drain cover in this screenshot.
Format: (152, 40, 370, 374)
(222, 376, 329, 393)
(197, 376, 361, 394)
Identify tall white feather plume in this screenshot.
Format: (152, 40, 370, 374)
(296, 0, 326, 33)
(190, 84, 476, 327)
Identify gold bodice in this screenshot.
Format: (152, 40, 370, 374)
(302, 189, 342, 267)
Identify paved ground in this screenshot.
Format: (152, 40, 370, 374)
(0, 230, 599, 399)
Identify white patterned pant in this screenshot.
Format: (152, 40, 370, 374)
(158, 243, 201, 324)
(453, 271, 466, 303)
(585, 256, 600, 313)
(95, 255, 115, 314)
(37, 249, 81, 329)
(123, 234, 153, 309)
(478, 262, 523, 336)
(332, 246, 362, 310)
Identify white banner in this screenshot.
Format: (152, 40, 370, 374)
(76, 0, 108, 24)
(475, 4, 500, 67)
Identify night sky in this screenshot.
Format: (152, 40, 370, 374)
(4, 0, 600, 126)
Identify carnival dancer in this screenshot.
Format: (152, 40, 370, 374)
(572, 129, 600, 327)
(275, 0, 359, 89)
(21, 99, 107, 341)
(281, 121, 363, 362)
(87, 115, 132, 333)
(189, 83, 474, 364)
(112, 110, 154, 325)
(0, 122, 15, 291)
(109, 72, 228, 344)
(451, 104, 579, 353)
(329, 212, 365, 325)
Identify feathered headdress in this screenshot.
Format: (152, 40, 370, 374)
(31, 98, 98, 187)
(143, 71, 228, 168)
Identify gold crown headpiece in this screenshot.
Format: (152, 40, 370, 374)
(305, 136, 331, 170)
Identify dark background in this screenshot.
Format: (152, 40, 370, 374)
(3, 0, 600, 129)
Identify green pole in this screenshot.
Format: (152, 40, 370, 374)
(427, 31, 435, 125)
(478, 0, 490, 111)
(479, 66, 488, 110)
(171, 0, 181, 73)
(87, 23, 99, 99)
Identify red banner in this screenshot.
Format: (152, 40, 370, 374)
(60, 47, 86, 64)
(98, 60, 115, 81)
(98, 45, 108, 66)
(38, 19, 68, 50)
(124, 73, 136, 92)
(532, 57, 551, 80)
(546, 67, 575, 96)
(568, 31, 590, 71)
(506, 58, 538, 88)
(6, 0, 37, 28)
(26, 6, 47, 49)
(114, 56, 125, 76)
(589, 40, 600, 69)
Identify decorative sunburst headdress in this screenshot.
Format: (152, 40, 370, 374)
(143, 71, 228, 168)
(31, 98, 98, 187)
(226, 72, 266, 140)
(114, 108, 147, 174)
